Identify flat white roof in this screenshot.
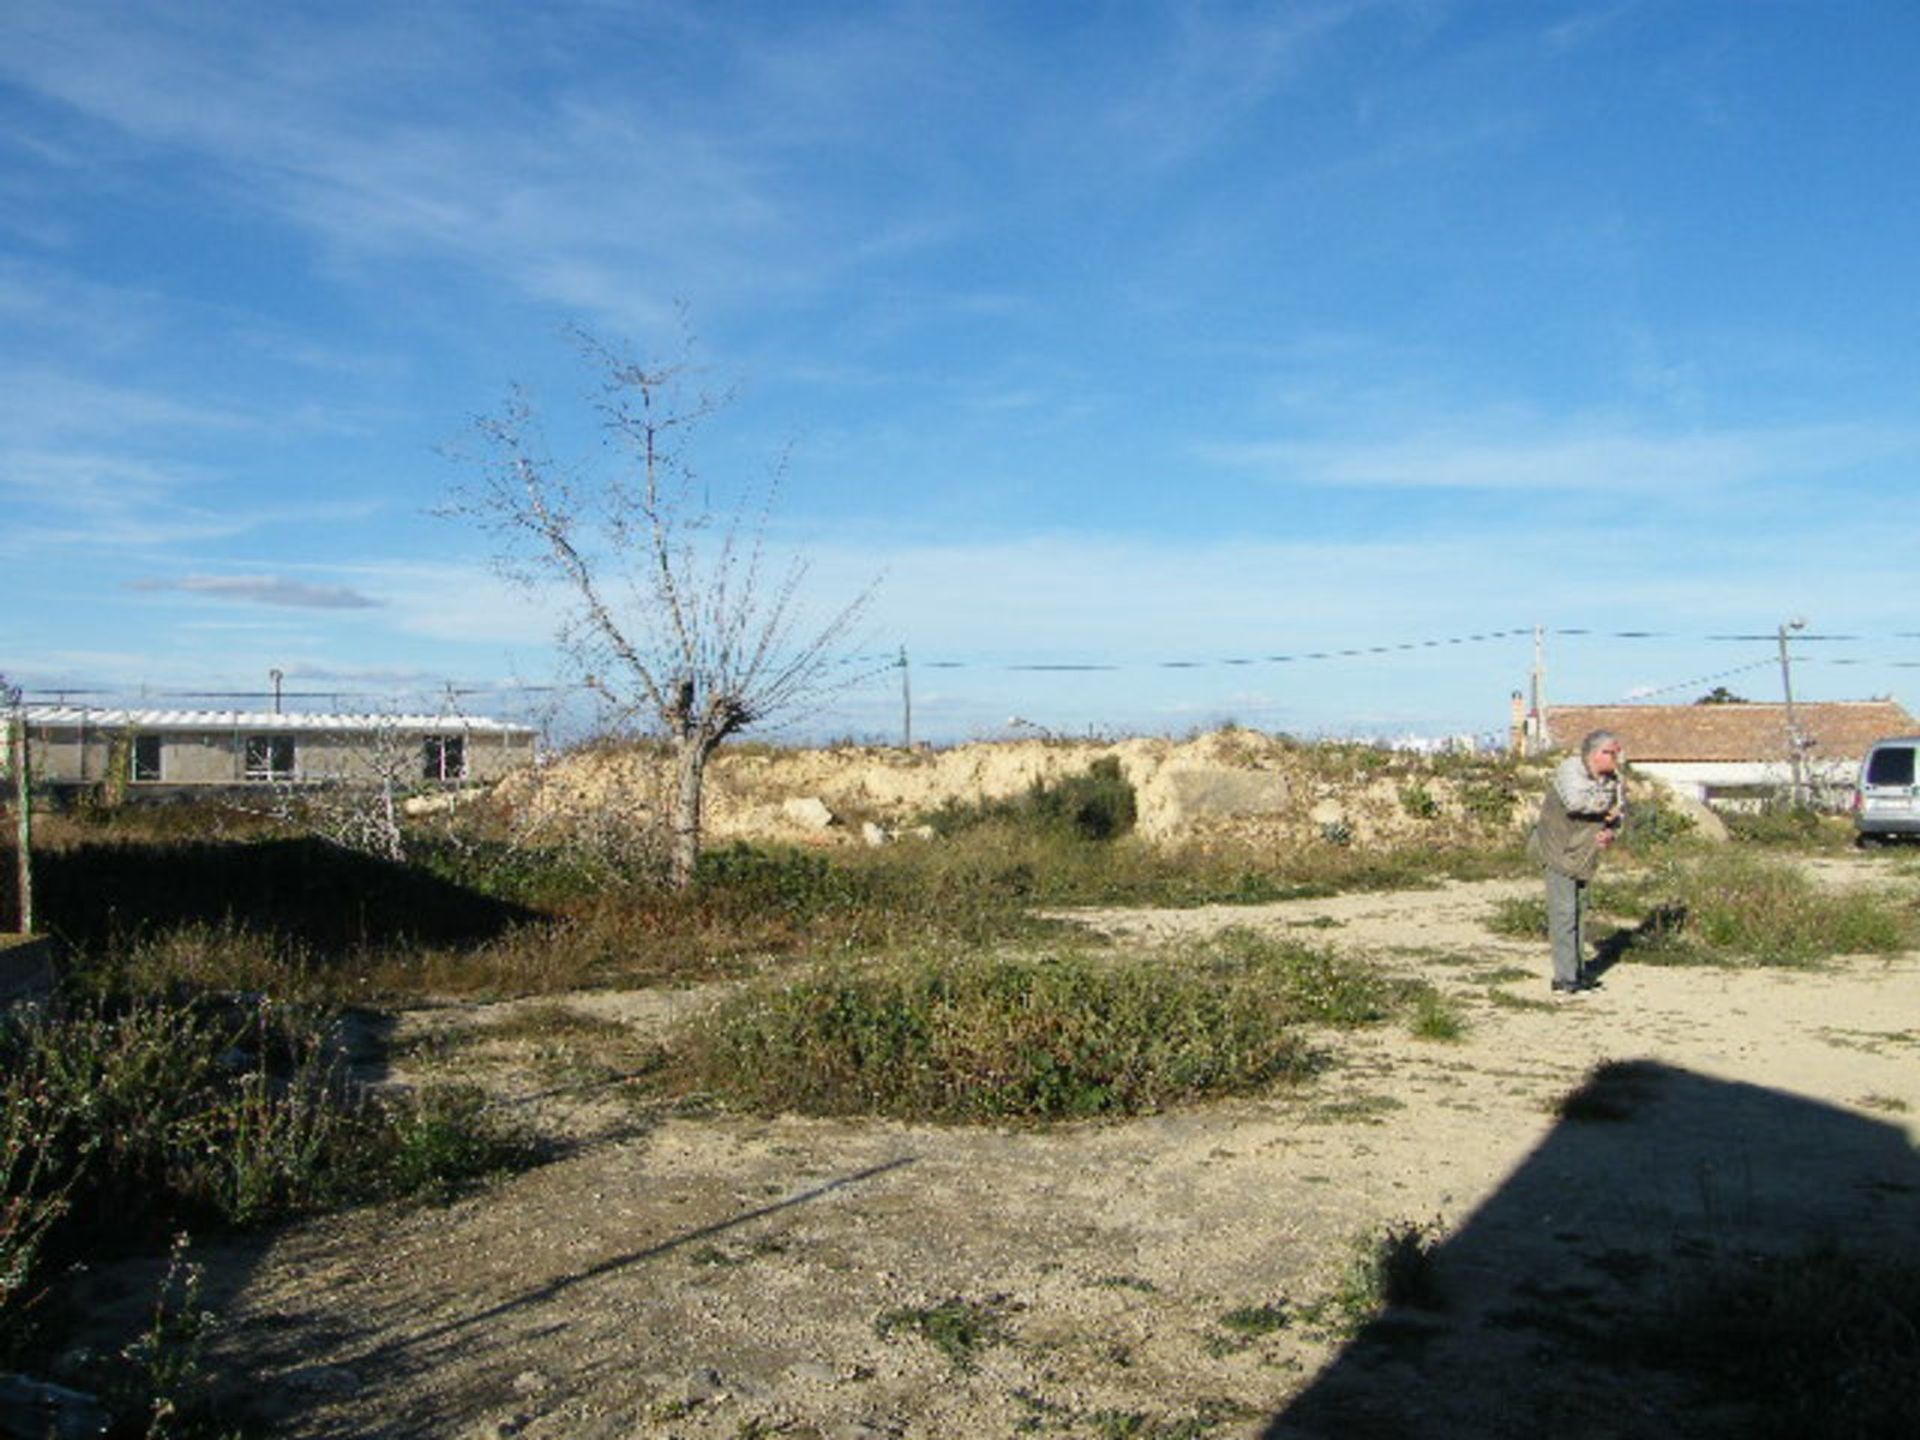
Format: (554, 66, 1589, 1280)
(20, 705, 536, 737)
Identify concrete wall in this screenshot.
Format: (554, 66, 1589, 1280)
(1636, 758, 1857, 805)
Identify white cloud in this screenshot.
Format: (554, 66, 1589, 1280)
(0, 368, 254, 443)
(1201, 421, 1916, 494)
(131, 575, 386, 610)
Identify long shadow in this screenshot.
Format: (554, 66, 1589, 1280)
(362, 1156, 916, 1365)
(12, 837, 539, 953)
(222, 1156, 917, 1437)
(1265, 1062, 1920, 1438)
(1588, 901, 1688, 981)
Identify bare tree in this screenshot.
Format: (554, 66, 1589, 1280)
(448, 332, 872, 888)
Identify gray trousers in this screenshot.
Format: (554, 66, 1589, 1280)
(1544, 867, 1585, 986)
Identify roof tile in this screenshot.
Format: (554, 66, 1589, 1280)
(1542, 700, 1915, 762)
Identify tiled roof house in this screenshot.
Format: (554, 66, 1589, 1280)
(1540, 699, 1915, 803)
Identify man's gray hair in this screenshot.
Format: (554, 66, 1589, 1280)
(1580, 729, 1621, 760)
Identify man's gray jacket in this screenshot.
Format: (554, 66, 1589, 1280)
(1528, 755, 1623, 883)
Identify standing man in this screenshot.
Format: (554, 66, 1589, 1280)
(1529, 729, 1625, 994)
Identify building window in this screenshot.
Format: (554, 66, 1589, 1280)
(423, 734, 466, 781)
(132, 734, 162, 783)
(244, 735, 296, 781)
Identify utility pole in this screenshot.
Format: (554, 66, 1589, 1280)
(9, 710, 30, 935)
(1529, 623, 1550, 754)
(1777, 618, 1807, 806)
(898, 645, 912, 750)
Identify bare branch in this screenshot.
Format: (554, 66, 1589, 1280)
(443, 328, 877, 886)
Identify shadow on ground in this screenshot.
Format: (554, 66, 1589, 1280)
(11, 837, 538, 952)
(213, 1157, 917, 1437)
(1265, 1061, 1920, 1439)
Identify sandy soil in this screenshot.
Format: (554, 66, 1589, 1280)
(181, 853, 1918, 1439)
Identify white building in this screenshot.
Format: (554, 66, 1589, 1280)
(1538, 699, 1914, 807)
(7, 706, 538, 792)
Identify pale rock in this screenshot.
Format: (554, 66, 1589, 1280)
(782, 796, 837, 831)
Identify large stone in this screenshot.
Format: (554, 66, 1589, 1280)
(1644, 776, 1730, 843)
(1142, 767, 1291, 837)
(782, 796, 837, 831)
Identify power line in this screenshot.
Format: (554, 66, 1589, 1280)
(1619, 658, 1777, 702)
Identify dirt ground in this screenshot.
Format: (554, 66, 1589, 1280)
(179, 852, 1917, 1439)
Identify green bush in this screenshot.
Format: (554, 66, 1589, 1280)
(1720, 803, 1852, 850)
(673, 930, 1407, 1122)
(922, 756, 1137, 842)
(1601, 852, 1914, 966)
(1458, 777, 1521, 828)
(1485, 894, 1548, 939)
(694, 841, 865, 912)
(1398, 783, 1440, 821)
(1619, 798, 1696, 851)
(1301, 1221, 1443, 1338)
(0, 996, 538, 1327)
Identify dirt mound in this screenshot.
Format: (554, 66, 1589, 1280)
(495, 731, 1537, 850)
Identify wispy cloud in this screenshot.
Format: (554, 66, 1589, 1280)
(0, 2, 818, 329)
(0, 260, 166, 350)
(0, 367, 254, 443)
(130, 575, 386, 610)
(0, 449, 240, 556)
(1088, 1, 1371, 171)
(1201, 421, 1917, 494)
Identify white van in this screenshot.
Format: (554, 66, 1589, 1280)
(1853, 735, 1920, 843)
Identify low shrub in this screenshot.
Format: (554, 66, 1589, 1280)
(1618, 798, 1696, 852)
(875, 1295, 1015, 1372)
(0, 995, 537, 1343)
(1600, 852, 1913, 967)
(672, 930, 1410, 1122)
(1405, 988, 1468, 1042)
(1457, 777, 1522, 828)
(1301, 1220, 1443, 1338)
(921, 756, 1137, 842)
(1719, 803, 1853, 851)
(1624, 1246, 1920, 1438)
(1485, 894, 1548, 939)
(1398, 783, 1440, 821)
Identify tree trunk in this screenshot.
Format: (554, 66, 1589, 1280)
(668, 732, 713, 890)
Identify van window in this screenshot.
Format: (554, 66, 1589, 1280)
(1865, 745, 1916, 787)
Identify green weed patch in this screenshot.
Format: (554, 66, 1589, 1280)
(671, 931, 1411, 1121)
(2, 997, 538, 1357)
(1598, 853, 1914, 967)
(874, 1295, 1016, 1371)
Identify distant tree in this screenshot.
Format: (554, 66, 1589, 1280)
(448, 331, 872, 888)
(1695, 686, 1750, 705)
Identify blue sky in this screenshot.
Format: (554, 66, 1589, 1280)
(3, 0, 1917, 743)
